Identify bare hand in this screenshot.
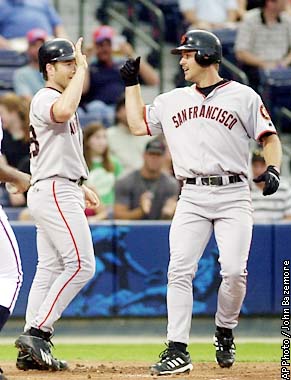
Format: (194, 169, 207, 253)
(82, 184, 100, 208)
(10, 172, 31, 193)
(75, 37, 88, 70)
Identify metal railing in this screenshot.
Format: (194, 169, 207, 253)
(221, 57, 249, 86)
(102, 0, 165, 93)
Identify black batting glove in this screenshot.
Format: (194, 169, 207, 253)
(253, 165, 280, 196)
(120, 56, 141, 86)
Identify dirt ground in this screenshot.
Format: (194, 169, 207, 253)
(1, 361, 280, 380)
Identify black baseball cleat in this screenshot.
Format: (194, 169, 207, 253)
(214, 328, 236, 368)
(15, 329, 68, 371)
(16, 350, 68, 371)
(0, 367, 8, 380)
(16, 351, 45, 371)
(150, 342, 193, 375)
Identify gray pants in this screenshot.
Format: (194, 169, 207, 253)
(25, 178, 95, 333)
(167, 182, 253, 344)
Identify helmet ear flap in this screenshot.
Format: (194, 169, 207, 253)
(194, 51, 213, 67)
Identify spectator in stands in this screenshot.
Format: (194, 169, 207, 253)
(0, 0, 67, 51)
(13, 29, 47, 99)
(251, 150, 291, 222)
(0, 93, 29, 168)
(235, 0, 291, 90)
(82, 25, 159, 107)
(178, 0, 240, 31)
(107, 95, 153, 175)
(83, 122, 123, 220)
(0, 93, 29, 207)
(114, 138, 180, 220)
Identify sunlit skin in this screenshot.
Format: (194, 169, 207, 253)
(46, 60, 77, 92)
(252, 161, 267, 190)
(179, 50, 222, 87)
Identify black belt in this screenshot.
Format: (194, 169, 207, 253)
(186, 175, 242, 186)
(69, 177, 85, 186)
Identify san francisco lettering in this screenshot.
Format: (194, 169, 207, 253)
(172, 105, 238, 130)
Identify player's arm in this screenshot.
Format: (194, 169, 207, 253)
(82, 184, 100, 209)
(253, 133, 282, 196)
(120, 57, 149, 136)
(0, 157, 31, 193)
(52, 38, 87, 123)
(261, 133, 282, 170)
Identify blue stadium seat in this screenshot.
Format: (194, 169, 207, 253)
(212, 28, 237, 63)
(0, 67, 16, 90)
(0, 50, 28, 67)
(0, 50, 27, 91)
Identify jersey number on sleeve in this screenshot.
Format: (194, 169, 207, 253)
(30, 125, 40, 158)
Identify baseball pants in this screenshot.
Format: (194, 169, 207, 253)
(167, 182, 253, 344)
(25, 178, 95, 333)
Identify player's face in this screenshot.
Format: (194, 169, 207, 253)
(144, 152, 165, 174)
(53, 60, 77, 90)
(88, 129, 108, 155)
(179, 50, 204, 82)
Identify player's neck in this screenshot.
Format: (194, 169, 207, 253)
(45, 80, 64, 93)
(194, 71, 223, 89)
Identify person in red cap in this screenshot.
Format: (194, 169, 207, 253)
(82, 25, 159, 107)
(13, 29, 48, 99)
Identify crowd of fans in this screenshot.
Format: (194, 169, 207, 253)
(0, 0, 290, 222)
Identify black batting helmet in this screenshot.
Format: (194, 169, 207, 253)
(171, 30, 222, 67)
(38, 38, 76, 75)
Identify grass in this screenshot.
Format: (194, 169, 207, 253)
(0, 343, 280, 362)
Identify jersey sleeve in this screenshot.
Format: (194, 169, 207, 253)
(32, 89, 61, 125)
(144, 96, 164, 136)
(245, 91, 277, 142)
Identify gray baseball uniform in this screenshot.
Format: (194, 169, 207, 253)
(144, 80, 277, 343)
(25, 88, 95, 333)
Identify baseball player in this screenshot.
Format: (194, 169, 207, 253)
(15, 37, 99, 371)
(0, 117, 31, 380)
(120, 30, 282, 375)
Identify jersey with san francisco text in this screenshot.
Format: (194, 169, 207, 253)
(144, 80, 276, 180)
(29, 87, 88, 185)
